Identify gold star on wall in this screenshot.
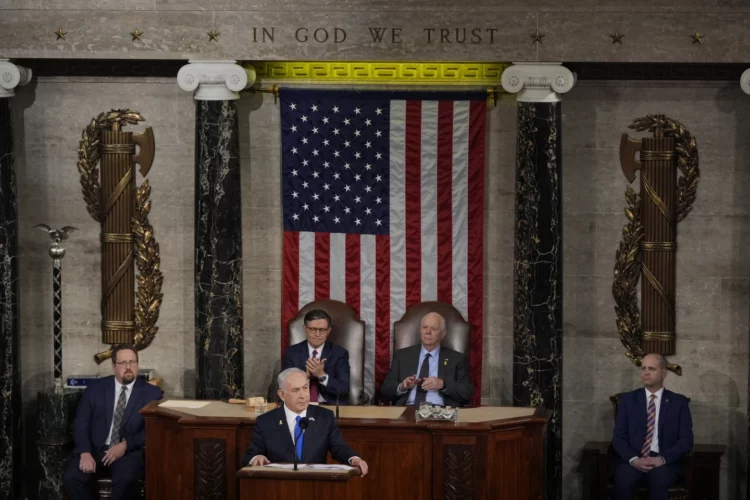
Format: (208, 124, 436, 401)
(531, 29, 545, 44)
(130, 28, 144, 42)
(53, 28, 67, 40)
(207, 29, 220, 42)
(691, 32, 704, 44)
(609, 30, 625, 44)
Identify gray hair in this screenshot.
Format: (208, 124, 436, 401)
(421, 312, 447, 332)
(278, 367, 306, 391)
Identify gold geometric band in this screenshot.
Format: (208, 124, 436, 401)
(101, 233, 134, 243)
(642, 331, 675, 341)
(102, 320, 136, 330)
(99, 144, 135, 154)
(640, 150, 675, 161)
(641, 241, 677, 252)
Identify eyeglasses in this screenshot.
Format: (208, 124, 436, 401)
(305, 327, 330, 334)
(115, 360, 138, 367)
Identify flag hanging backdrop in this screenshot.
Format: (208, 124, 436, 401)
(280, 89, 485, 404)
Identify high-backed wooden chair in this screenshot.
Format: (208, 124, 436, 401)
(392, 301, 470, 355)
(287, 300, 366, 405)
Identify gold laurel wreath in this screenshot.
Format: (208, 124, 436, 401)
(613, 115, 700, 376)
(76, 109, 163, 363)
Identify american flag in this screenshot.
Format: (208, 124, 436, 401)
(280, 89, 485, 404)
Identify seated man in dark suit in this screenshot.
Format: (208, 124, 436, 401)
(63, 344, 163, 500)
(612, 353, 694, 500)
(282, 309, 351, 404)
(243, 367, 368, 476)
(380, 312, 473, 407)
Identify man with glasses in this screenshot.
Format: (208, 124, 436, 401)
(283, 309, 351, 404)
(64, 344, 163, 499)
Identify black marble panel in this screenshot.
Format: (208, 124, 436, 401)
(195, 99, 244, 401)
(0, 98, 21, 500)
(512, 101, 563, 500)
(37, 390, 81, 500)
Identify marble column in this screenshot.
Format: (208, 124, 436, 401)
(0, 59, 30, 500)
(740, 68, 750, 500)
(502, 63, 574, 500)
(178, 61, 254, 400)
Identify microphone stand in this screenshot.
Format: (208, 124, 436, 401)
(293, 418, 309, 471)
(335, 390, 341, 419)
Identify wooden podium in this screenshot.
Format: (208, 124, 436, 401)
(237, 465, 362, 500)
(141, 401, 550, 500)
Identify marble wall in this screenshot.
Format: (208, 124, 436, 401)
(11, 75, 749, 499)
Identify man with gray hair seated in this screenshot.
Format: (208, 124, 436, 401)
(242, 367, 368, 476)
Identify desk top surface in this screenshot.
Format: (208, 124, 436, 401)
(143, 399, 547, 429)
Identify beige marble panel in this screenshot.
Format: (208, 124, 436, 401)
(674, 278, 722, 341)
(563, 213, 596, 276)
(484, 273, 513, 338)
(675, 215, 750, 279)
(593, 338, 641, 403)
(485, 148, 514, 213)
(691, 155, 750, 217)
(593, 213, 625, 279)
(595, 0, 750, 13)
(562, 148, 624, 214)
(488, 95, 518, 153)
(562, 338, 596, 401)
(486, 334, 513, 406)
(539, 12, 750, 63)
(561, 84, 599, 151)
(484, 208, 515, 276)
(563, 276, 618, 339)
(243, 146, 282, 209)
(720, 279, 750, 344)
(242, 207, 283, 272)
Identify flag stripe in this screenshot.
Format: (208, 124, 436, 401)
(345, 234, 361, 316)
(404, 100, 422, 309)
(315, 232, 330, 300)
(282, 231, 300, 353)
(420, 101, 438, 302)
(467, 100, 486, 404)
(437, 101, 454, 303)
(360, 234, 376, 397)
(330, 233, 346, 302)
(375, 234, 391, 389)
(389, 100, 406, 360)
(299, 231, 315, 307)
(451, 101, 469, 320)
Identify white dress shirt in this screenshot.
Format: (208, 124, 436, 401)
(629, 387, 664, 464)
(284, 404, 308, 444)
(105, 378, 135, 445)
(307, 343, 329, 402)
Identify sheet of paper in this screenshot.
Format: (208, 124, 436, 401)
(306, 464, 353, 471)
(264, 463, 308, 469)
(159, 400, 211, 409)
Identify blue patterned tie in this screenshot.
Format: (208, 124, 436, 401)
(641, 394, 657, 457)
(295, 416, 304, 461)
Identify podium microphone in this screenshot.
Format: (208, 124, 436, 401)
(335, 390, 341, 419)
(293, 417, 309, 471)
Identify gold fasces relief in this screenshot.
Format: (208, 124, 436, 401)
(613, 115, 700, 375)
(77, 109, 163, 363)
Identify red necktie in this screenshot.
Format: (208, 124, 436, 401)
(310, 349, 319, 402)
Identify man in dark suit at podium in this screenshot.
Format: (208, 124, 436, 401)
(243, 367, 368, 476)
(380, 312, 473, 407)
(612, 353, 694, 500)
(63, 344, 163, 500)
(282, 309, 351, 404)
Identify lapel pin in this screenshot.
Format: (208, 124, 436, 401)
(279, 420, 283, 425)
(309, 417, 315, 422)
(665, 399, 670, 403)
(443, 359, 448, 366)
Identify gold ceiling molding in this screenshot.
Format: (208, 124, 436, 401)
(245, 61, 509, 86)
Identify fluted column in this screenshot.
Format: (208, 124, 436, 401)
(178, 61, 254, 400)
(741, 68, 750, 500)
(0, 59, 30, 500)
(502, 62, 574, 500)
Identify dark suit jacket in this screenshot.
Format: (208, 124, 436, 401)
(242, 404, 357, 466)
(282, 340, 351, 403)
(72, 376, 163, 455)
(379, 345, 473, 407)
(612, 388, 693, 466)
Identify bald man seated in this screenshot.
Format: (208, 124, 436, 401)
(380, 312, 473, 407)
(612, 353, 694, 500)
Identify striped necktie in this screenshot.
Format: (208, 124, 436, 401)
(110, 386, 128, 448)
(641, 394, 657, 457)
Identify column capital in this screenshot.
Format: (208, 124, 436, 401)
(741, 68, 750, 95)
(501, 62, 575, 103)
(177, 60, 255, 101)
(0, 59, 32, 98)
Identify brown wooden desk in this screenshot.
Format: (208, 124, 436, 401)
(237, 465, 361, 500)
(141, 401, 550, 500)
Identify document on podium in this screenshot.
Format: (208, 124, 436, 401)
(264, 463, 308, 469)
(262, 463, 353, 471)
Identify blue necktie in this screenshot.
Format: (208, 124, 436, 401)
(295, 416, 304, 461)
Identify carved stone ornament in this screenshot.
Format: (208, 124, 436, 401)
(740, 68, 750, 95)
(500, 62, 575, 103)
(0, 60, 32, 98)
(177, 60, 256, 101)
